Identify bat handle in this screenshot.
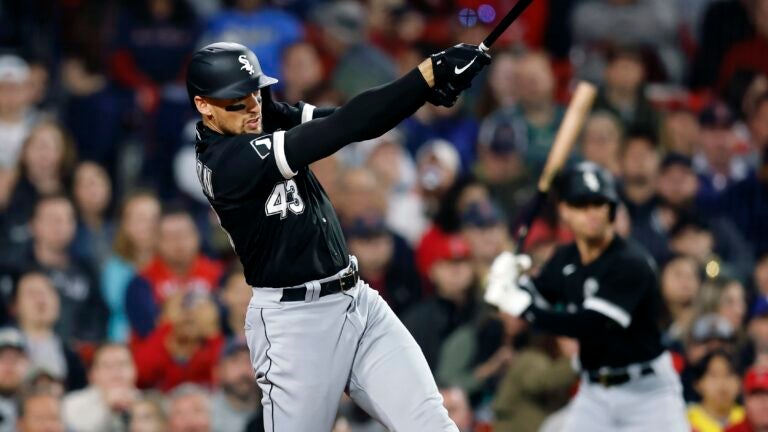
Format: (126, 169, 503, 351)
(479, 42, 490, 53)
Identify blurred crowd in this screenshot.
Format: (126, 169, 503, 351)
(0, 0, 767, 431)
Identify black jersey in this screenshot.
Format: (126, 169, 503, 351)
(193, 68, 430, 288)
(194, 123, 348, 287)
(527, 236, 664, 370)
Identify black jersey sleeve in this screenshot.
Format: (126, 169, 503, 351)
(274, 68, 429, 179)
(523, 307, 622, 339)
(526, 248, 569, 306)
(263, 100, 337, 133)
(582, 255, 656, 328)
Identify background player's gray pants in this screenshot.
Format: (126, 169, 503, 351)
(562, 351, 689, 432)
(245, 275, 457, 432)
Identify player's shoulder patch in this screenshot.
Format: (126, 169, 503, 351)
(250, 136, 272, 159)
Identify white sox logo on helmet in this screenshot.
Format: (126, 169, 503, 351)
(238, 55, 255, 76)
(583, 170, 600, 192)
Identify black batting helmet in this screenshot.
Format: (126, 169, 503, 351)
(557, 162, 619, 208)
(186, 42, 277, 105)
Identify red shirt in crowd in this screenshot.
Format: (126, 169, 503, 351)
(132, 322, 225, 392)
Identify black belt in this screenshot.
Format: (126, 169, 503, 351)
(279, 269, 358, 302)
(587, 364, 655, 387)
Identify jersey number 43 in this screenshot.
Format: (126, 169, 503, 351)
(265, 179, 305, 219)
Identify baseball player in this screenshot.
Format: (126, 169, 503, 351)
(186, 42, 489, 431)
(485, 162, 690, 431)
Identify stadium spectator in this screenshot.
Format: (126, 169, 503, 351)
(492, 333, 578, 432)
(0, 55, 38, 169)
(580, 111, 624, 176)
(571, 0, 682, 82)
(8, 195, 106, 343)
(62, 343, 138, 432)
(71, 161, 114, 271)
(128, 394, 167, 432)
(132, 292, 224, 391)
(217, 268, 251, 340)
(414, 139, 463, 222)
(360, 129, 425, 246)
(725, 366, 768, 432)
(109, 0, 201, 197)
(662, 104, 701, 157)
(16, 390, 65, 432)
(475, 51, 518, 118)
(2, 120, 77, 252)
(203, 0, 303, 84)
(0, 327, 28, 432)
(102, 193, 161, 342)
(12, 271, 86, 391)
(718, 0, 768, 92)
(167, 384, 211, 432)
(211, 340, 261, 432)
(660, 255, 703, 346)
(459, 200, 510, 283)
(689, 0, 752, 89)
(125, 207, 223, 339)
(742, 297, 768, 369)
(505, 51, 563, 176)
(344, 213, 422, 317)
(401, 101, 480, 172)
(436, 312, 520, 407)
(439, 387, 473, 432)
(315, 1, 397, 100)
(694, 103, 750, 204)
(657, 151, 754, 280)
(335, 168, 388, 227)
(683, 314, 739, 401)
(279, 42, 324, 104)
(592, 47, 661, 137)
(687, 350, 745, 431)
(756, 255, 768, 296)
(473, 113, 535, 224)
(619, 132, 668, 262)
(402, 235, 480, 371)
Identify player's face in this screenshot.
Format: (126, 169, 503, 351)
(197, 90, 262, 135)
(560, 201, 612, 243)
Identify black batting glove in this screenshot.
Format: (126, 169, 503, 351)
(428, 43, 491, 107)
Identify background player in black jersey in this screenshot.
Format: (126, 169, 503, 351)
(186, 42, 490, 431)
(485, 162, 690, 431)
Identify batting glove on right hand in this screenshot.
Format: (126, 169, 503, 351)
(485, 252, 533, 316)
(428, 43, 491, 107)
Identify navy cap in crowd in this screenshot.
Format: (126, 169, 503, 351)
(220, 338, 249, 361)
(344, 214, 388, 239)
(699, 102, 735, 129)
(660, 152, 693, 172)
(461, 201, 504, 228)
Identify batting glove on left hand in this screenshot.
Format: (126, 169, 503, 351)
(428, 43, 491, 107)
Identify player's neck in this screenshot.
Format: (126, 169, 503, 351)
(202, 117, 224, 135)
(576, 230, 614, 265)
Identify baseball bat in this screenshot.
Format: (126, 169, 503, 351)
(479, 0, 536, 52)
(513, 81, 598, 251)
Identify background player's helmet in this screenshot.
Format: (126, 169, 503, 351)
(556, 162, 620, 215)
(186, 42, 277, 105)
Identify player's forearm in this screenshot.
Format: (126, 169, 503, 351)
(524, 307, 614, 338)
(283, 68, 429, 168)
